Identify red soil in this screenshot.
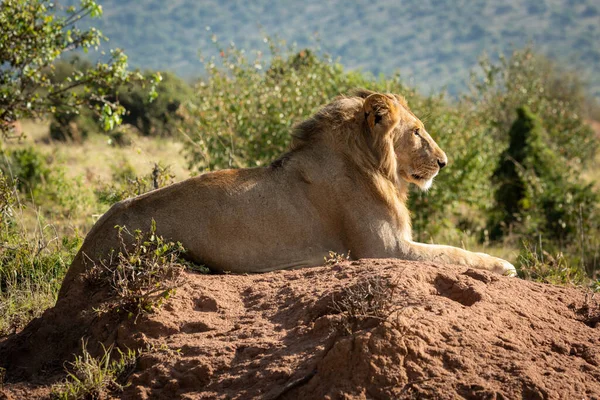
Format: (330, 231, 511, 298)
(1, 259, 599, 399)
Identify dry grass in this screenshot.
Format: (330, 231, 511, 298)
(10, 120, 189, 184)
(331, 276, 398, 335)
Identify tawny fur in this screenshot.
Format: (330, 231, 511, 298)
(59, 90, 515, 295)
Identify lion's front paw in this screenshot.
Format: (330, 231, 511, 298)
(474, 252, 517, 276)
(494, 259, 517, 277)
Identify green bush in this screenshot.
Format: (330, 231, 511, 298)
(489, 106, 599, 279)
(468, 47, 597, 165)
(47, 58, 102, 142)
(87, 220, 185, 319)
(414, 48, 599, 244)
(49, 108, 100, 143)
(490, 106, 598, 246)
(49, 68, 187, 141)
(116, 71, 192, 137)
(0, 147, 50, 192)
(490, 106, 557, 238)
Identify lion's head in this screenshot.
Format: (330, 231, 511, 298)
(293, 89, 447, 194)
(360, 90, 447, 191)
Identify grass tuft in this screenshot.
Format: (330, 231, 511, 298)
(51, 339, 139, 400)
(324, 251, 351, 265)
(87, 219, 185, 321)
(331, 276, 397, 335)
(517, 240, 591, 287)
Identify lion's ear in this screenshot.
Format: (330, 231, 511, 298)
(362, 93, 399, 180)
(363, 93, 400, 136)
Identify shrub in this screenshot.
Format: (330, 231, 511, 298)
(49, 108, 100, 143)
(0, 146, 96, 219)
(116, 71, 192, 137)
(489, 106, 598, 247)
(106, 125, 135, 147)
(47, 57, 101, 142)
(0, 147, 49, 193)
(87, 220, 185, 320)
(49, 68, 186, 141)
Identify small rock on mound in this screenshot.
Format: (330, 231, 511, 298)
(1, 259, 599, 399)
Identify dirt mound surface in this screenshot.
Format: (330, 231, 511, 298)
(1, 259, 599, 399)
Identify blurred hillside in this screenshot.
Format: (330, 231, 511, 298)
(68, 0, 600, 96)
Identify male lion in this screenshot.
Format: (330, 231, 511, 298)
(60, 90, 515, 294)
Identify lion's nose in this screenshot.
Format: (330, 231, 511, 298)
(437, 159, 447, 169)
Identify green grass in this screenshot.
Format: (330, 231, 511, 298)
(0, 213, 80, 335)
(51, 340, 139, 400)
(517, 240, 594, 287)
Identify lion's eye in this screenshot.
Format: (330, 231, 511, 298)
(414, 128, 420, 137)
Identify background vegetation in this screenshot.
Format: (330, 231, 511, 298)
(1, 1, 600, 340)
